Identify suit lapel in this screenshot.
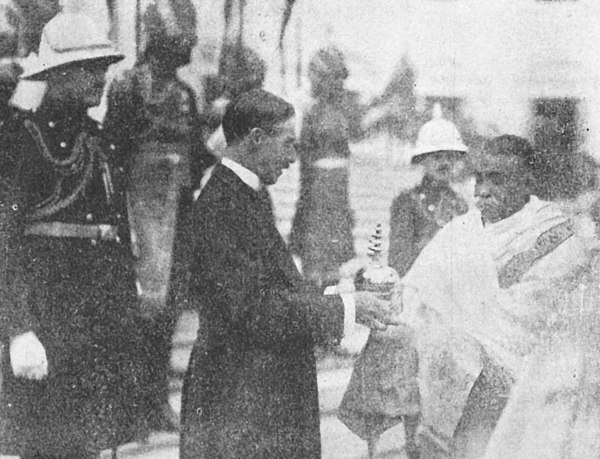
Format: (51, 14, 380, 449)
(211, 165, 303, 284)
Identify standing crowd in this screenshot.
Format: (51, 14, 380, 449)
(0, 2, 600, 459)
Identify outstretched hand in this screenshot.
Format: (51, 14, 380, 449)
(10, 331, 48, 380)
(354, 291, 401, 331)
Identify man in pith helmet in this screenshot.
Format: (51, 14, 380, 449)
(0, 9, 152, 458)
(389, 103, 470, 277)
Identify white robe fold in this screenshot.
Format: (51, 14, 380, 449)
(400, 197, 588, 447)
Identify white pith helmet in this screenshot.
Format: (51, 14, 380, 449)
(20, 8, 123, 80)
(412, 103, 468, 163)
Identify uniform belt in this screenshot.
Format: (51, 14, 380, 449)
(24, 222, 120, 242)
(312, 157, 349, 169)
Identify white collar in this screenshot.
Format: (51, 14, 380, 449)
(221, 157, 261, 192)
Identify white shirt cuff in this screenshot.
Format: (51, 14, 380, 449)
(323, 285, 356, 338)
(340, 293, 355, 337)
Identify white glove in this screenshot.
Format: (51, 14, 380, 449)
(10, 331, 48, 380)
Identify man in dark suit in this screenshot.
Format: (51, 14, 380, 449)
(179, 89, 395, 458)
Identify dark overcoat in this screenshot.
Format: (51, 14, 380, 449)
(0, 108, 149, 456)
(179, 164, 345, 459)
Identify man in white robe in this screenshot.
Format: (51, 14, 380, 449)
(399, 135, 589, 458)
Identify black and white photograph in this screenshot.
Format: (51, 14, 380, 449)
(0, 0, 599, 457)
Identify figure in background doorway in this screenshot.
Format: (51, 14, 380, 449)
(289, 46, 355, 287)
(104, 0, 214, 434)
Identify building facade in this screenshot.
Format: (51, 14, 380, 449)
(110, 0, 600, 166)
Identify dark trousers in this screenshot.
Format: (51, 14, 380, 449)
(139, 310, 179, 429)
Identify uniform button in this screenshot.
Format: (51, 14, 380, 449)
(428, 204, 435, 212)
(118, 167, 124, 172)
(60, 141, 67, 148)
(419, 193, 426, 200)
(91, 239, 97, 246)
(86, 213, 93, 222)
(110, 144, 116, 151)
(48, 121, 55, 128)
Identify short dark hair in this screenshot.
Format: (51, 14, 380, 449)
(482, 134, 536, 170)
(222, 89, 295, 146)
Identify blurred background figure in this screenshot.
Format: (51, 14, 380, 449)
(528, 99, 598, 202)
(204, 42, 267, 156)
(362, 55, 418, 144)
(289, 46, 355, 288)
(389, 103, 470, 277)
(0, 1, 59, 120)
(218, 41, 267, 103)
(0, 0, 59, 57)
(104, 0, 213, 434)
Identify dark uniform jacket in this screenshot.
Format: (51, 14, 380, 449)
(0, 107, 148, 456)
(180, 164, 345, 458)
(389, 174, 468, 277)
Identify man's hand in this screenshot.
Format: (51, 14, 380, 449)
(354, 291, 401, 331)
(10, 331, 48, 380)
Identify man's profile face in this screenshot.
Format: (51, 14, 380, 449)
(474, 153, 531, 225)
(253, 117, 297, 186)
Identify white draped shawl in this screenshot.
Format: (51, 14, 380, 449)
(400, 197, 587, 445)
